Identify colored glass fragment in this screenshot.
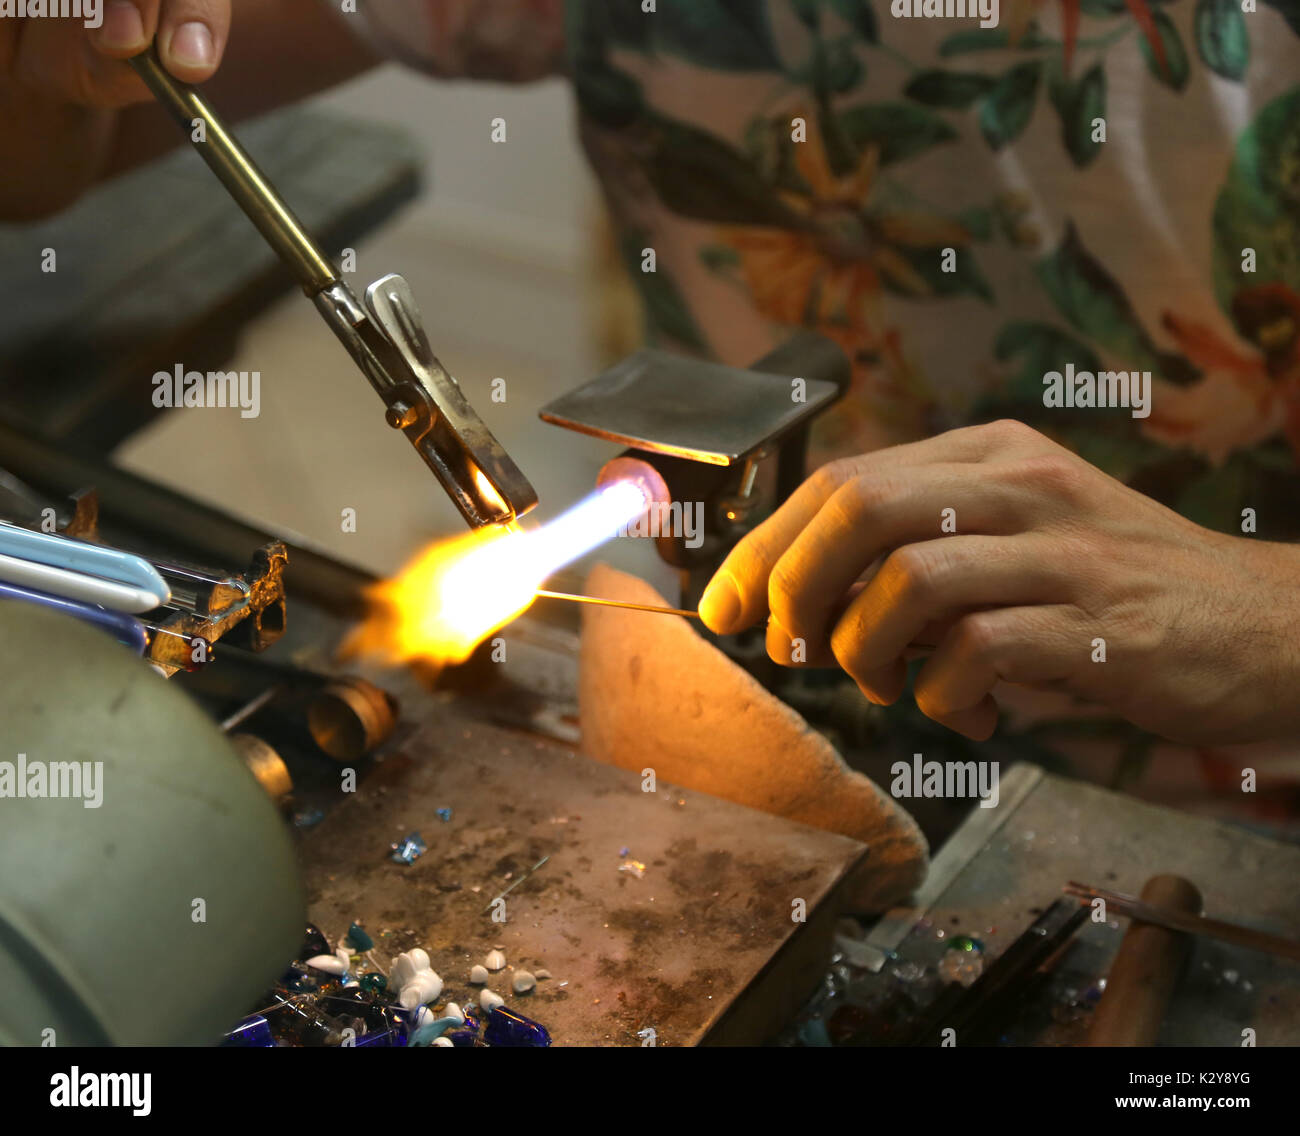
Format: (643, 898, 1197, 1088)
(484, 1006, 552, 1047)
(390, 831, 427, 865)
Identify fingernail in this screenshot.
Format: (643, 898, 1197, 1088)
(699, 574, 741, 632)
(99, 1, 146, 50)
(168, 22, 214, 69)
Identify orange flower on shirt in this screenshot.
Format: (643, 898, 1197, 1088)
(1141, 284, 1300, 466)
(715, 113, 968, 443)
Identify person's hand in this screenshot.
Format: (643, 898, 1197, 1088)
(0, 0, 230, 107)
(699, 419, 1300, 745)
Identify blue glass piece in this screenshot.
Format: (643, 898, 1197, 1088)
(221, 1014, 275, 1047)
(390, 831, 428, 865)
(279, 963, 319, 993)
(359, 972, 388, 993)
(293, 808, 325, 828)
(447, 1029, 485, 1047)
(436, 807, 453, 822)
(345, 921, 375, 951)
(484, 1006, 552, 1047)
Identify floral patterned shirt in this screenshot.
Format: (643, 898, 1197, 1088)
(341, 0, 1300, 821)
(346, 0, 1300, 537)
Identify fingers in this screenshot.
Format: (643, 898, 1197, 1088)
(828, 534, 1070, 690)
(157, 0, 230, 81)
(698, 420, 1049, 637)
(770, 467, 1036, 652)
(93, 0, 160, 57)
(699, 462, 847, 634)
(912, 604, 1081, 739)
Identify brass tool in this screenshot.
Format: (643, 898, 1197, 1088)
(1065, 881, 1300, 963)
(1085, 875, 1201, 1047)
(127, 47, 537, 529)
(534, 589, 700, 619)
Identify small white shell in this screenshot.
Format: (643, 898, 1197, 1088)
(512, 970, 536, 994)
(444, 1002, 465, 1024)
(480, 988, 505, 1011)
(469, 965, 489, 985)
(485, 949, 506, 971)
(432, 1037, 454, 1047)
(535, 969, 552, 980)
(305, 954, 347, 975)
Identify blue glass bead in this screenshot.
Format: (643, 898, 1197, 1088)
(390, 831, 427, 865)
(221, 1014, 275, 1047)
(436, 807, 453, 822)
(359, 972, 388, 993)
(484, 1006, 552, 1047)
(447, 1029, 486, 1047)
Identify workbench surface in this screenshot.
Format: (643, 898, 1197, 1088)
(854, 765, 1300, 1046)
(294, 698, 869, 1046)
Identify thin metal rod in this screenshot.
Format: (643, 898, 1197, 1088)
(219, 684, 283, 734)
(128, 47, 338, 295)
(534, 589, 700, 620)
(1065, 882, 1300, 963)
(482, 854, 551, 913)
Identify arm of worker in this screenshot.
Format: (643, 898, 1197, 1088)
(0, 0, 379, 221)
(697, 418, 1300, 747)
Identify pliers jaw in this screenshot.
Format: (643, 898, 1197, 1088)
(313, 273, 538, 529)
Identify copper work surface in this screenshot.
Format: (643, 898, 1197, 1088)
(294, 702, 868, 1046)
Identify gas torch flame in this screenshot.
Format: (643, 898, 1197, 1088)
(342, 480, 649, 667)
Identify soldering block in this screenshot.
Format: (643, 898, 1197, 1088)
(578, 563, 928, 912)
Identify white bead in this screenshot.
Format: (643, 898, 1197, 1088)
(480, 988, 504, 1012)
(485, 949, 506, 971)
(305, 954, 346, 975)
(432, 1037, 454, 1047)
(444, 1002, 465, 1024)
(469, 965, 489, 985)
(512, 970, 536, 994)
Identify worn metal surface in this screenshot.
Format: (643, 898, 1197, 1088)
(862, 766, 1300, 1045)
(540, 336, 842, 466)
(295, 699, 868, 1046)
